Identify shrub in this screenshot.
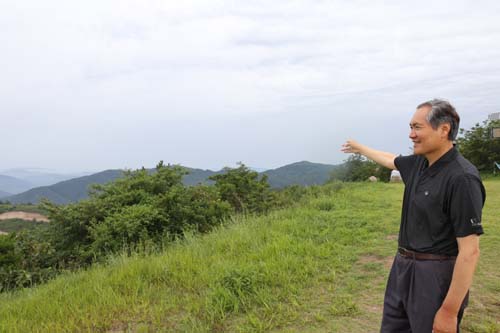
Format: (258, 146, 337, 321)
(209, 163, 276, 214)
(0, 231, 58, 292)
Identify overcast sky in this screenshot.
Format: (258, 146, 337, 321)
(2, 0, 500, 172)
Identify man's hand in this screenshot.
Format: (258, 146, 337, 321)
(340, 139, 397, 170)
(433, 307, 457, 333)
(341, 139, 363, 154)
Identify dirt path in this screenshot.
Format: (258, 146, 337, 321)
(0, 211, 49, 222)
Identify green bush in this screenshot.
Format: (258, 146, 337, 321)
(209, 163, 276, 214)
(0, 231, 58, 292)
(89, 204, 168, 254)
(155, 185, 232, 235)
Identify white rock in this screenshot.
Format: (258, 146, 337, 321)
(390, 170, 402, 183)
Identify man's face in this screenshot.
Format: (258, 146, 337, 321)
(409, 106, 448, 156)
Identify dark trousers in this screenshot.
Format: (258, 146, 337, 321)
(381, 254, 468, 333)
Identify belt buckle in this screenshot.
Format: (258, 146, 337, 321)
(398, 247, 415, 259)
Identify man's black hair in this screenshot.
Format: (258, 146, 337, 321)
(417, 99, 460, 141)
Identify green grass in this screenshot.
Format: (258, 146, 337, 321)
(0, 181, 498, 332)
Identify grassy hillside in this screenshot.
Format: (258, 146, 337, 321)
(0, 181, 498, 332)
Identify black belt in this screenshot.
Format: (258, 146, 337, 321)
(398, 247, 456, 260)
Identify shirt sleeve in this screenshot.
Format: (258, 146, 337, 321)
(394, 154, 419, 185)
(449, 174, 485, 237)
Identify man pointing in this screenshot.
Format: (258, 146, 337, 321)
(342, 99, 485, 333)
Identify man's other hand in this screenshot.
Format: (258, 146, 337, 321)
(433, 307, 457, 333)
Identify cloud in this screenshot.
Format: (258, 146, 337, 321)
(1, 0, 500, 170)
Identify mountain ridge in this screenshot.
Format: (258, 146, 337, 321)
(3, 161, 340, 205)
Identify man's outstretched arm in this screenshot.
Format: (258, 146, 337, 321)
(341, 139, 397, 170)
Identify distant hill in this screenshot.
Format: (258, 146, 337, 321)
(0, 175, 34, 195)
(5, 170, 124, 205)
(4, 162, 339, 204)
(263, 161, 339, 188)
(0, 168, 92, 188)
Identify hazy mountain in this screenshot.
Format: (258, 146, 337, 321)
(0, 175, 34, 195)
(5, 161, 339, 204)
(0, 190, 12, 199)
(0, 168, 93, 187)
(5, 170, 124, 205)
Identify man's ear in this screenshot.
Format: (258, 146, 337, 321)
(439, 123, 451, 139)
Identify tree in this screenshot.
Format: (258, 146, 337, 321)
(209, 163, 275, 214)
(456, 119, 500, 172)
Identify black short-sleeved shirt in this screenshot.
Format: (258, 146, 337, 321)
(394, 147, 485, 256)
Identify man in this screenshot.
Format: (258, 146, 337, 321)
(341, 99, 485, 333)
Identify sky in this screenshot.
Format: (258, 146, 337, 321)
(2, 0, 500, 173)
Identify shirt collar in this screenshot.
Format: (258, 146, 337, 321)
(424, 146, 458, 177)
